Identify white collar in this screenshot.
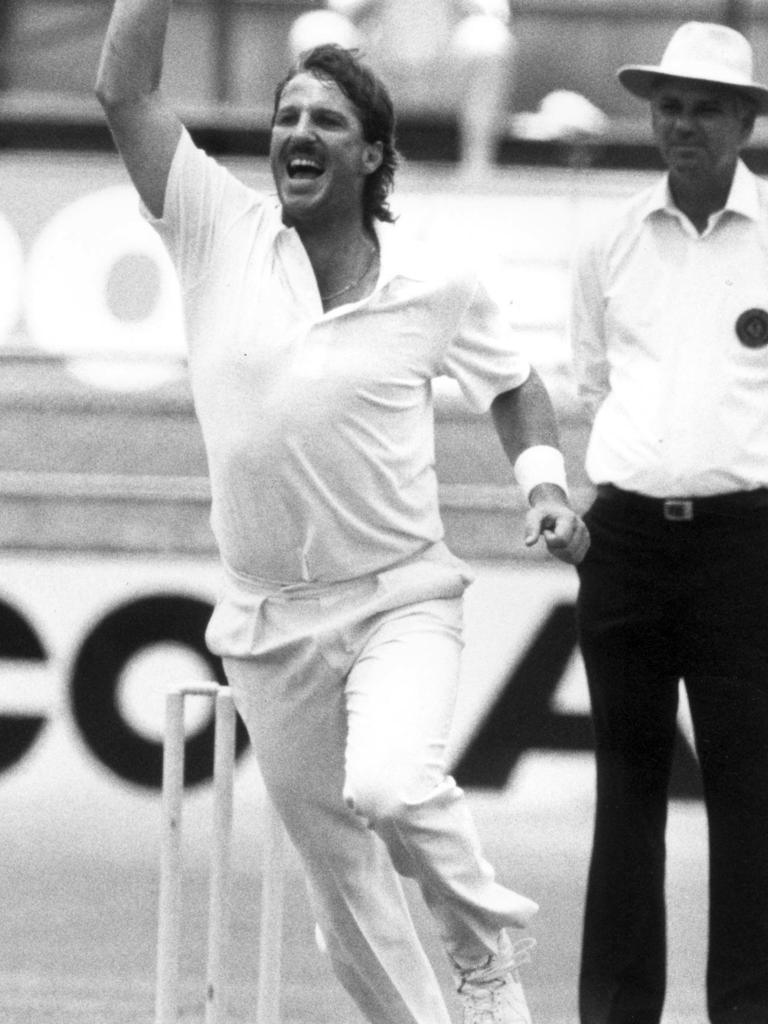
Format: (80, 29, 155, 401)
(642, 159, 760, 230)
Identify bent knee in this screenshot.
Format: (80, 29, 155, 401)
(344, 769, 445, 825)
(344, 776, 406, 824)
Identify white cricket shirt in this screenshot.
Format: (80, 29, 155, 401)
(571, 159, 768, 497)
(148, 131, 530, 582)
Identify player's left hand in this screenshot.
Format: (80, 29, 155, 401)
(524, 487, 590, 566)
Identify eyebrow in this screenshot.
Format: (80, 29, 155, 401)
(275, 100, 351, 119)
(653, 86, 729, 103)
(654, 91, 733, 109)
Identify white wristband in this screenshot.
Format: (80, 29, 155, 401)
(513, 445, 568, 501)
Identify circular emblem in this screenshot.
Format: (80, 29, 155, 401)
(736, 308, 768, 348)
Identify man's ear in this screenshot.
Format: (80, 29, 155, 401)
(362, 140, 384, 175)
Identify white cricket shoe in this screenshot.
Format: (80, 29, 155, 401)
(453, 934, 536, 1024)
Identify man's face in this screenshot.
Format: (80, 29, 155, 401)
(651, 78, 753, 187)
(270, 72, 383, 228)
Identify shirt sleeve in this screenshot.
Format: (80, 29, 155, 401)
(440, 274, 531, 413)
(141, 128, 260, 293)
(570, 231, 610, 421)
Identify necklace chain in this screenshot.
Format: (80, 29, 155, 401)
(320, 245, 377, 302)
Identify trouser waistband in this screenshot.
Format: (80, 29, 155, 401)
(595, 484, 768, 522)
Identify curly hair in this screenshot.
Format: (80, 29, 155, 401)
(273, 43, 399, 227)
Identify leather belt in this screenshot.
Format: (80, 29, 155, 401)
(596, 484, 768, 522)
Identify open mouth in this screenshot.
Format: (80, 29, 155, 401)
(287, 157, 324, 180)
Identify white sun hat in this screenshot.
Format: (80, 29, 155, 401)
(617, 21, 768, 114)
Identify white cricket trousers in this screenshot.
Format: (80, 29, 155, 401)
(206, 546, 538, 1024)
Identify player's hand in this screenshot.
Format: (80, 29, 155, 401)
(524, 486, 590, 566)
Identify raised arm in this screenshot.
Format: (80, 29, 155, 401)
(491, 368, 590, 565)
(95, 0, 184, 217)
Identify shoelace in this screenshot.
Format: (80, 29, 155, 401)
(458, 936, 537, 988)
(456, 937, 536, 1024)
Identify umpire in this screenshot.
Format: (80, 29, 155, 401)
(571, 21, 768, 1024)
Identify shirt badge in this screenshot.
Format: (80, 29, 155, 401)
(736, 308, 768, 348)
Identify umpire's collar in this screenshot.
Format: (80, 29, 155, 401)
(643, 159, 760, 230)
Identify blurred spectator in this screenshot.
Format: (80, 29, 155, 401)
(513, 90, 609, 143)
(450, 0, 517, 177)
(288, 0, 517, 178)
(288, 0, 367, 58)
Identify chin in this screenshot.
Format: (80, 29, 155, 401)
(667, 155, 703, 175)
(279, 195, 317, 225)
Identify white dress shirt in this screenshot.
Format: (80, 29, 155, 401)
(571, 159, 768, 497)
(147, 131, 530, 583)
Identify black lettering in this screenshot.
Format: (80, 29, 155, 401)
(70, 594, 248, 788)
(0, 598, 48, 773)
(454, 602, 701, 800)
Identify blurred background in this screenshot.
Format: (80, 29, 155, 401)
(2, 0, 766, 151)
(0, 2, 761, 1022)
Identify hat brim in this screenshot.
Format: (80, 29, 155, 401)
(618, 64, 768, 115)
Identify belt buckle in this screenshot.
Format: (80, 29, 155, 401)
(663, 498, 694, 522)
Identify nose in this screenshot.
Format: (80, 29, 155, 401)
(672, 111, 696, 136)
(291, 110, 316, 140)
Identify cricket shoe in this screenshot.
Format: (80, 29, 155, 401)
(453, 934, 536, 1024)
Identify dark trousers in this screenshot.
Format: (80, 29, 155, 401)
(576, 489, 768, 1024)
